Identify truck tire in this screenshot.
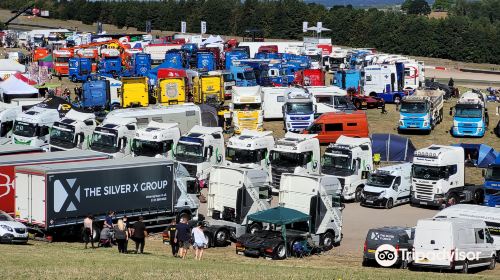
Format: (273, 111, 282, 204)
(248, 223, 262, 234)
(448, 193, 460, 205)
(321, 232, 334, 251)
(461, 260, 469, 274)
(71, 75, 77, 83)
(488, 257, 496, 270)
(273, 243, 287, 260)
(385, 198, 394, 209)
(355, 186, 364, 202)
(214, 229, 229, 247)
(472, 189, 484, 205)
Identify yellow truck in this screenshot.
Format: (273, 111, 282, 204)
(230, 86, 263, 134)
(193, 72, 224, 106)
(120, 77, 149, 108)
(157, 77, 187, 105)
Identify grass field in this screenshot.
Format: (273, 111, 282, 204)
(1, 239, 499, 280)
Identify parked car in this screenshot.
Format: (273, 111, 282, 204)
(362, 226, 414, 268)
(0, 210, 28, 244)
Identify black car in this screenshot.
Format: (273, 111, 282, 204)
(362, 226, 414, 268)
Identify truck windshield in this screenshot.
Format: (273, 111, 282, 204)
(233, 103, 261, 110)
(244, 71, 256, 80)
(269, 151, 303, 167)
(50, 126, 75, 148)
(400, 102, 427, 113)
(175, 142, 204, 163)
(367, 174, 395, 188)
(132, 139, 172, 157)
(307, 55, 321, 62)
(13, 121, 36, 137)
(455, 106, 482, 118)
(485, 166, 500, 182)
(286, 103, 313, 115)
(322, 154, 352, 176)
(90, 131, 118, 153)
(412, 164, 448, 180)
(226, 147, 258, 164)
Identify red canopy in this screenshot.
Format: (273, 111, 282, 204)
(13, 72, 37, 85)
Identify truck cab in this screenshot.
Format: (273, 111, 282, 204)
(360, 162, 412, 208)
(399, 89, 444, 133)
(0, 103, 21, 142)
(126, 53, 151, 77)
(193, 72, 224, 107)
(132, 122, 180, 159)
(283, 87, 315, 132)
(80, 79, 111, 111)
(450, 91, 488, 137)
(205, 166, 271, 246)
(89, 117, 137, 158)
(69, 57, 92, 83)
(230, 86, 263, 134)
(225, 130, 275, 170)
(174, 125, 224, 186)
(52, 49, 72, 77)
(49, 110, 96, 152)
(230, 66, 257, 87)
(411, 145, 483, 207)
(120, 77, 149, 108)
(99, 48, 122, 78)
(483, 157, 500, 207)
(279, 172, 343, 249)
(196, 52, 216, 71)
(321, 136, 373, 201)
(268, 133, 320, 192)
(12, 107, 60, 148)
(157, 71, 188, 105)
(303, 48, 323, 70)
(225, 50, 248, 70)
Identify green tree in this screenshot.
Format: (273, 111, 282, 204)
(432, 0, 454, 11)
(402, 0, 432, 15)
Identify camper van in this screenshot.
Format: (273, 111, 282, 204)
(303, 111, 369, 144)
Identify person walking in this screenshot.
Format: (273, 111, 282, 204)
(167, 219, 179, 257)
(83, 215, 95, 249)
(132, 216, 147, 254)
(114, 219, 128, 253)
(192, 221, 208, 260)
(123, 215, 130, 253)
(175, 217, 191, 259)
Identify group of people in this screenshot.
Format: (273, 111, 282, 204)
(167, 217, 208, 260)
(83, 211, 148, 254)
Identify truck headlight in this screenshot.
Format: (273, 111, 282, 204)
(436, 187, 442, 194)
(399, 120, 404, 126)
(378, 191, 386, 198)
(287, 123, 291, 128)
(0, 225, 13, 232)
(423, 121, 428, 127)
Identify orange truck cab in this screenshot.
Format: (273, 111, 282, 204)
(303, 111, 369, 144)
(52, 49, 73, 77)
(33, 48, 50, 62)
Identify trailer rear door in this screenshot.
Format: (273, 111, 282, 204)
(15, 172, 46, 226)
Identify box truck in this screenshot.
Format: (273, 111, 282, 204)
(0, 150, 109, 216)
(15, 158, 199, 241)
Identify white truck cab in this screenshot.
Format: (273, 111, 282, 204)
(308, 86, 351, 116)
(12, 106, 60, 149)
(0, 103, 21, 142)
(174, 125, 224, 186)
(321, 136, 373, 201)
(225, 130, 275, 170)
(268, 132, 320, 192)
(360, 162, 412, 209)
(49, 110, 96, 152)
(132, 122, 180, 159)
(89, 117, 137, 158)
(279, 172, 343, 249)
(283, 87, 315, 132)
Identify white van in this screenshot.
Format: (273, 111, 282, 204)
(413, 218, 497, 273)
(360, 162, 412, 209)
(434, 204, 500, 261)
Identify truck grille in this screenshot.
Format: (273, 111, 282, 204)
(238, 118, 258, 130)
(181, 163, 197, 177)
(15, 228, 26, 234)
(363, 191, 380, 201)
(271, 166, 295, 189)
(415, 183, 434, 201)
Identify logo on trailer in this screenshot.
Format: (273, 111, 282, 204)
(166, 83, 179, 98)
(0, 173, 12, 199)
(375, 244, 398, 267)
(53, 178, 80, 213)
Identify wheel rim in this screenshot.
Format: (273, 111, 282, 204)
(216, 231, 227, 242)
(323, 235, 332, 248)
(387, 199, 393, 208)
(277, 245, 286, 258)
(355, 189, 362, 201)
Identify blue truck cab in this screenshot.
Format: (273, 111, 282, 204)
(229, 65, 257, 87)
(398, 89, 444, 133)
(131, 53, 151, 76)
(225, 51, 248, 70)
(80, 79, 110, 110)
(69, 57, 92, 82)
(197, 52, 215, 71)
(164, 51, 185, 69)
(450, 91, 489, 137)
(484, 156, 500, 207)
(283, 87, 315, 132)
(98, 57, 122, 78)
(333, 69, 361, 90)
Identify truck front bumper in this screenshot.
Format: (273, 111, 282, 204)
(451, 126, 485, 137)
(410, 196, 444, 207)
(360, 197, 387, 207)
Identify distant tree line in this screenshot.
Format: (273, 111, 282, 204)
(1, 0, 499, 64)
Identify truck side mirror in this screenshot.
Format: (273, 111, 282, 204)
(361, 171, 369, 180)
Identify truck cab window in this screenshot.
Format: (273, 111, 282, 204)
(393, 177, 401, 188)
(307, 123, 322, 134)
(475, 228, 485, 243)
(448, 165, 457, 176)
(325, 123, 343, 131)
(237, 73, 244, 80)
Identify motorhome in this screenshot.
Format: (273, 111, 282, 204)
(360, 162, 412, 208)
(131, 122, 180, 159)
(413, 218, 496, 273)
(321, 136, 373, 201)
(225, 130, 274, 170)
(89, 117, 137, 158)
(12, 106, 60, 148)
(49, 110, 96, 151)
(411, 145, 483, 207)
(309, 86, 351, 116)
(268, 133, 320, 192)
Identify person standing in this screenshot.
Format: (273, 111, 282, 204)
(167, 219, 179, 257)
(448, 77, 454, 88)
(104, 211, 114, 228)
(132, 216, 147, 254)
(192, 221, 208, 260)
(83, 215, 95, 249)
(123, 215, 130, 253)
(175, 217, 191, 259)
(114, 219, 128, 253)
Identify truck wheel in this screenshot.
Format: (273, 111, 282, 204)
(461, 260, 469, 274)
(204, 232, 212, 248)
(71, 75, 77, 83)
(91, 224, 100, 243)
(273, 243, 287, 260)
(214, 229, 229, 247)
(362, 257, 370, 267)
(488, 257, 496, 270)
(321, 232, 334, 251)
(473, 189, 484, 204)
(354, 186, 364, 202)
(400, 259, 408, 269)
(449, 193, 460, 205)
(385, 198, 394, 209)
(248, 223, 262, 234)
(393, 96, 401, 103)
